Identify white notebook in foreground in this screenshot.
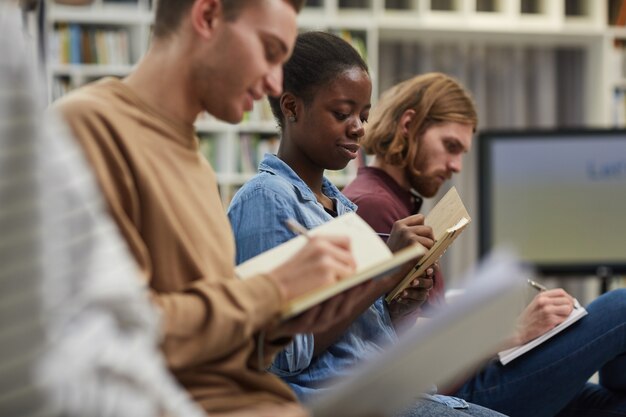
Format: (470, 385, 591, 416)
(309, 251, 528, 417)
(498, 299, 588, 365)
(235, 212, 425, 319)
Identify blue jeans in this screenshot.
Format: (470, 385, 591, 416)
(396, 397, 508, 417)
(454, 289, 626, 417)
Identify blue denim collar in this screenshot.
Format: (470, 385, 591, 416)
(259, 153, 357, 211)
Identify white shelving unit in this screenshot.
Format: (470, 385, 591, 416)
(606, 25, 626, 126)
(46, 0, 621, 205)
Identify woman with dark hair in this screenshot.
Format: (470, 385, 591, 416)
(228, 31, 507, 417)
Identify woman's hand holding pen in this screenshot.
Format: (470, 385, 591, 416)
(385, 214, 434, 255)
(384, 214, 433, 289)
(512, 287, 577, 346)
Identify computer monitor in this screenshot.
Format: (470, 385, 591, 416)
(478, 128, 626, 276)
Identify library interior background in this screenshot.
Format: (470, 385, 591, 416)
(36, 0, 626, 299)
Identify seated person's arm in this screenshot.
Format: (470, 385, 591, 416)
(57, 102, 293, 369)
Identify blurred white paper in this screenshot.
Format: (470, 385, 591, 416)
(309, 250, 528, 417)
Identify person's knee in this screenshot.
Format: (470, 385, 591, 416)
(593, 289, 626, 316)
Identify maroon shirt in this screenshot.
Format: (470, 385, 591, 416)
(343, 167, 445, 308)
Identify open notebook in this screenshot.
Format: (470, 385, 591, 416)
(498, 298, 588, 365)
(309, 251, 528, 417)
(386, 186, 471, 302)
(235, 212, 425, 319)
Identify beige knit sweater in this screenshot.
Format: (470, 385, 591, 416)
(56, 78, 297, 413)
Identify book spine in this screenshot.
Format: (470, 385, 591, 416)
(69, 24, 82, 64)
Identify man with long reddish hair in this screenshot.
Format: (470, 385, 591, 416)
(345, 72, 626, 417)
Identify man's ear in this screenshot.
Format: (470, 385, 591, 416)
(190, 0, 222, 39)
(399, 109, 416, 138)
(280, 93, 299, 121)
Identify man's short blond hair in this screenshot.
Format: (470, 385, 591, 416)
(153, 0, 305, 39)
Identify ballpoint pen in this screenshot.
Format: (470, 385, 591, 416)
(285, 218, 311, 240)
(527, 279, 548, 292)
(528, 279, 578, 309)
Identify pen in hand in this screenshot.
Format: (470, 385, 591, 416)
(285, 218, 311, 240)
(527, 279, 578, 309)
(376, 232, 390, 242)
(527, 279, 547, 292)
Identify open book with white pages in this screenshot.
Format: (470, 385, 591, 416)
(308, 250, 528, 417)
(235, 212, 425, 319)
(498, 298, 588, 365)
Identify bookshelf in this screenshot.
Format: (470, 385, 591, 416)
(607, 0, 626, 128)
(47, 0, 150, 101)
(46, 0, 621, 205)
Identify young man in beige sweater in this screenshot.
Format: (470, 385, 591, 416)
(55, 1, 370, 415)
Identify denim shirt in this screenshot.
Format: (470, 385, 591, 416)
(227, 154, 398, 400)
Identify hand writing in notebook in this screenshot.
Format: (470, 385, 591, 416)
(385, 213, 434, 288)
(512, 285, 578, 347)
(385, 213, 434, 255)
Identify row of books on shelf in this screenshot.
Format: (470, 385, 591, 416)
(50, 24, 131, 66)
(198, 133, 359, 181)
(335, 29, 367, 61)
(199, 135, 219, 169)
(198, 133, 281, 174)
(236, 133, 280, 174)
(241, 99, 274, 124)
(197, 99, 276, 127)
(52, 0, 141, 4)
(307, 0, 596, 16)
